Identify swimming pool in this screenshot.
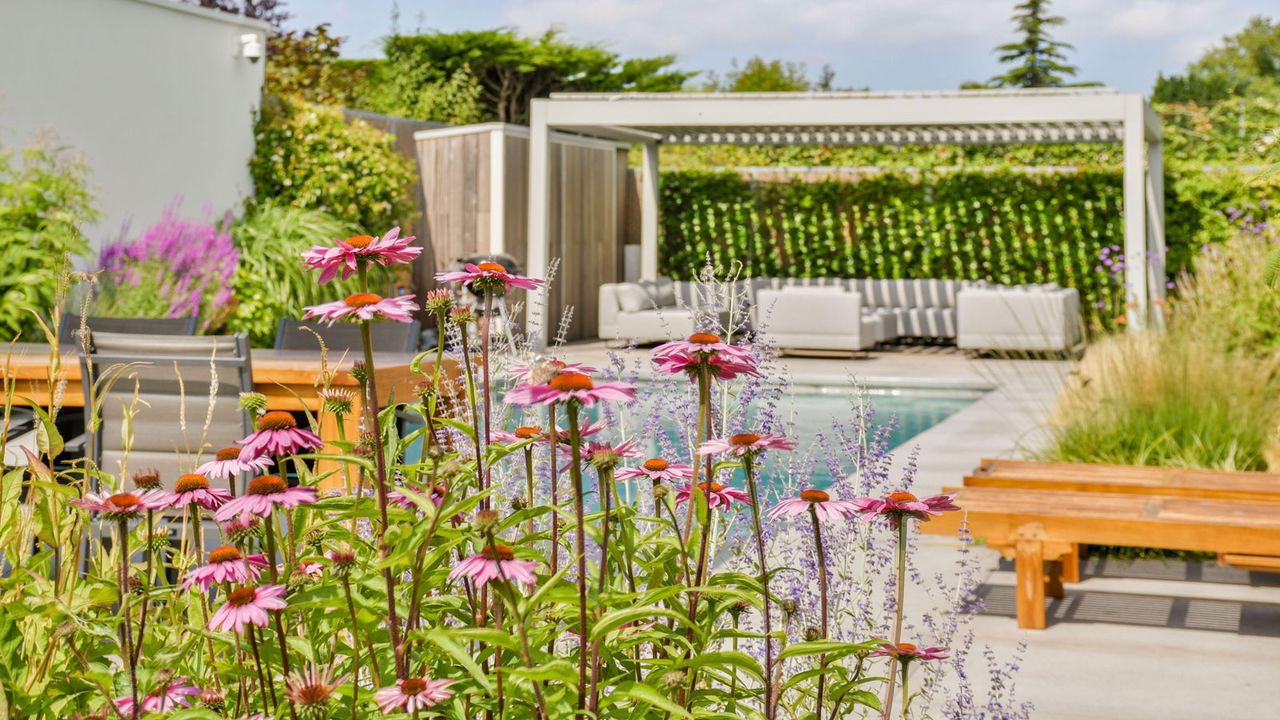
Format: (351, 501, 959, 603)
(407, 381, 985, 488)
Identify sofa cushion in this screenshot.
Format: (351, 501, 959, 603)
(640, 278, 678, 308)
(864, 279, 915, 309)
(900, 308, 957, 338)
(614, 283, 651, 313)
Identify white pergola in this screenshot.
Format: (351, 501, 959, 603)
(526, 89, 1165, 345)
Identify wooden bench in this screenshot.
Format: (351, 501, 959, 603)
(922, 460, 1280, 629)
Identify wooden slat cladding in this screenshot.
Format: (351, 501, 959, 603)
(414, 125, 625, 342)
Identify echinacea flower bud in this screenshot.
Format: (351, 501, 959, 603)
(804, 626, 822, 642)
(320, 388, 355, 416)
(426, 443, 448, 462)
(450, 307, 474, 326)
(304, 528, 327, 550)
(146, 530, 171, 554)
(200, 688, 226, 711)
(238, 392, 268, 414)
(652, 484, 669, 500)
(510, 496, 527, 512)
(473, 510, 500, 535)
(414, 381, 437, 403)
(437, 458, 463, 478)
(424, 288, 453, 316)
(728, 600, 750, 618)
(132, 468, 162, 490)
(350, 361, 369, 386)
(781, 599, 799, 618)
(354, 432, 377, 459)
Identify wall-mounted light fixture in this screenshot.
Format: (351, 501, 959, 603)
(240, 33, 263, 63)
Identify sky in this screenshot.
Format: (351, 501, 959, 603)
(287, 0, 1275, 93)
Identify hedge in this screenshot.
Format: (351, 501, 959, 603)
(658, 166, 1279, 330)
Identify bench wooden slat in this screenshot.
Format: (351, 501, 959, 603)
(963, 472, 1280, 503)
(976, 457, 1280, 492)
(926, 487, 1280, 555)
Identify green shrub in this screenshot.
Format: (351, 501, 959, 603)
(659, 167, 1280, 330)
(226, 203, 393, 347)
(0, 143, 96, 341)
(249, 96, 415, 232)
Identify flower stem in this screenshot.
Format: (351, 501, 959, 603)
(881, 521, 909, 720)
(359, 318, 406, 678)
(810, 506, 829, 720)
(264, 518, 298, 720)
(117, 519, 139, 720)
(340, 576, 363, 718)
(565, 401, 589, 714)
(548, 403, 561, 579)
(742, 456, 775, 720)
(248, 625, 274, 715)
(523, 446, 536, 538)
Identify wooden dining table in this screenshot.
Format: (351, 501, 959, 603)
(1, 342, 458, 490)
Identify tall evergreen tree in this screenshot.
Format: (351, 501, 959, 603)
(989, 0, 1079, 88)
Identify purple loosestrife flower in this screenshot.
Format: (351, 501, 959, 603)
(302, 228, 421, 283)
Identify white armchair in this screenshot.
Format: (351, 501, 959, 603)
(956, 286, 1082, 353)
(754, 288, 879, 353)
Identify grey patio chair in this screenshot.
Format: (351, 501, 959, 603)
(274, 317, 420, 353)
(79, 332, 255, 493)
(58, 314, 199, 346)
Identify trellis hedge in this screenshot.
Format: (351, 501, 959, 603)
(657, 167, 1275, 330)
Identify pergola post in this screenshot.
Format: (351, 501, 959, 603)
(1122, 96, 1148, 332)
(1146, 134, 1167, 326)
(527, 100, 553, 349)
(639, 141, 661, 280)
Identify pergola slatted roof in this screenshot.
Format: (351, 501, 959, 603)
(524, 89, 1165, 346)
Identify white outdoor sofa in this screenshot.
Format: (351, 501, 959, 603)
(598, 276, 1082, 353)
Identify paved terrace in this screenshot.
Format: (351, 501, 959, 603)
(560, 341, 1280, 719)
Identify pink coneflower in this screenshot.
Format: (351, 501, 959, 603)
(208, 584, 287, 633)
(617, 457, 696, 483)
(196, 447, 273, 483)
(286, 663, 350, 708)
(547, 419, 606, 444)
(164, 473, 233, 510)
(221, 516, 262, 544)
(373, 676, 455, 714)
(652, 350, 760, 380)
(435, 261, 543, 293)
(72, 491, 168, 521)
(236, 412, 323, 462)
(869, 642, 949, 662)
(851, 491, 959, 525)
(388, 482, 448, 510)
(767, 489, 860, 522)
(697, 432, 797, 458)
(566, 439, 640, 472)
(214, 475, 318, 524)
(675, 481, 751, 510)
(302, 228, 422, 283)
(448, 544, 539, 588)
(652, 332, 754, 362)
(182, 545, 268, 591)
(282, 561, 325, 580)
(491, 425, 545, 444)
(504, 372, 636, 407)
(302, 292, 419, 325)
(114, 678, 201, 715)
(509, 357, 597, 384)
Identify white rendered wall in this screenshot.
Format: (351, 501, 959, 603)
(0, 0, 266, 249)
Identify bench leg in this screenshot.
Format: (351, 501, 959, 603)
(1015, 539, 1047, 629)
(1061, 543, 1081, 583)
(1046, 560, 1065, 598)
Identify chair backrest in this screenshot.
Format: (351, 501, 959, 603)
(59, 314, 198, 346)
(80, 332, 254, 493)
(274, 318, 420, 353)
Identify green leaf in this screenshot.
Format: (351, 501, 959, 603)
(604, 681, 691, 718)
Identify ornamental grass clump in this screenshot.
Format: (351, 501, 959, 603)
(0, 235, 1032, 719)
